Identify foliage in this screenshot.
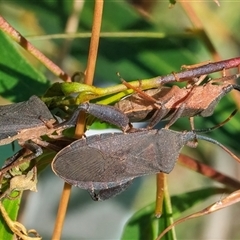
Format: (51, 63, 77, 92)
(0, 0, 240, 239)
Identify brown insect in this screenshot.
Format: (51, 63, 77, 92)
(114, 74, 240, 129)
(52, 103, 239, 201)
(0, 96, 76, 175)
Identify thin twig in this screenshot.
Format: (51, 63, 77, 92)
(0, 16, 71, 82)
(155, 173, 165, 218)
(179, 2, 220, 61)
(52, 1, 104, 239)
(26, 31, 193, 40)
(56, 0, 84, 68)
(74, 0, 103, 137)
(84, 0, 103, 86)
(155, 57, 240, 85)
(178, 154, 240, 191)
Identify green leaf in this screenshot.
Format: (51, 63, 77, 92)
(0, 31, 50, 102)
(121, 187, 221, 240)
(0, 196, 21, 240)
(1, 1, 240, 239)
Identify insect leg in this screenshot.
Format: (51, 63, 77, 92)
(164, 103, 186, 129)
(0, 142, 43, 177)
(23, 142, 43, 158)
(88, 180, 133, 201)
(1, 148, 28, 170)
(146, 103, 170, 129)
(120, 77, 172, 129)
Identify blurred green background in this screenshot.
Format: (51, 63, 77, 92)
(0, 0, 240, 239)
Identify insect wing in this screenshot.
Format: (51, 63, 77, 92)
(52, 129, 191, 191)
(0, 96, 54, 139)
(52, 133, 134, 190)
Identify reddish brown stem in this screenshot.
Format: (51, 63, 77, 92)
(52, 183, 72, 240)
(180, 2, 221, 61)
(52, 1, 104, 240)
(155, 173, 165, 218)
(178, 154, 240, 191)
(0, 16, 71, 82)
(156, 57, 240, 85)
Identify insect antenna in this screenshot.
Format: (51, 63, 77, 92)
(195, 134, 240, 164)
(189, 109, 240, 163)
(194, 109, 238, 133)
(232, 84, 240, 91)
